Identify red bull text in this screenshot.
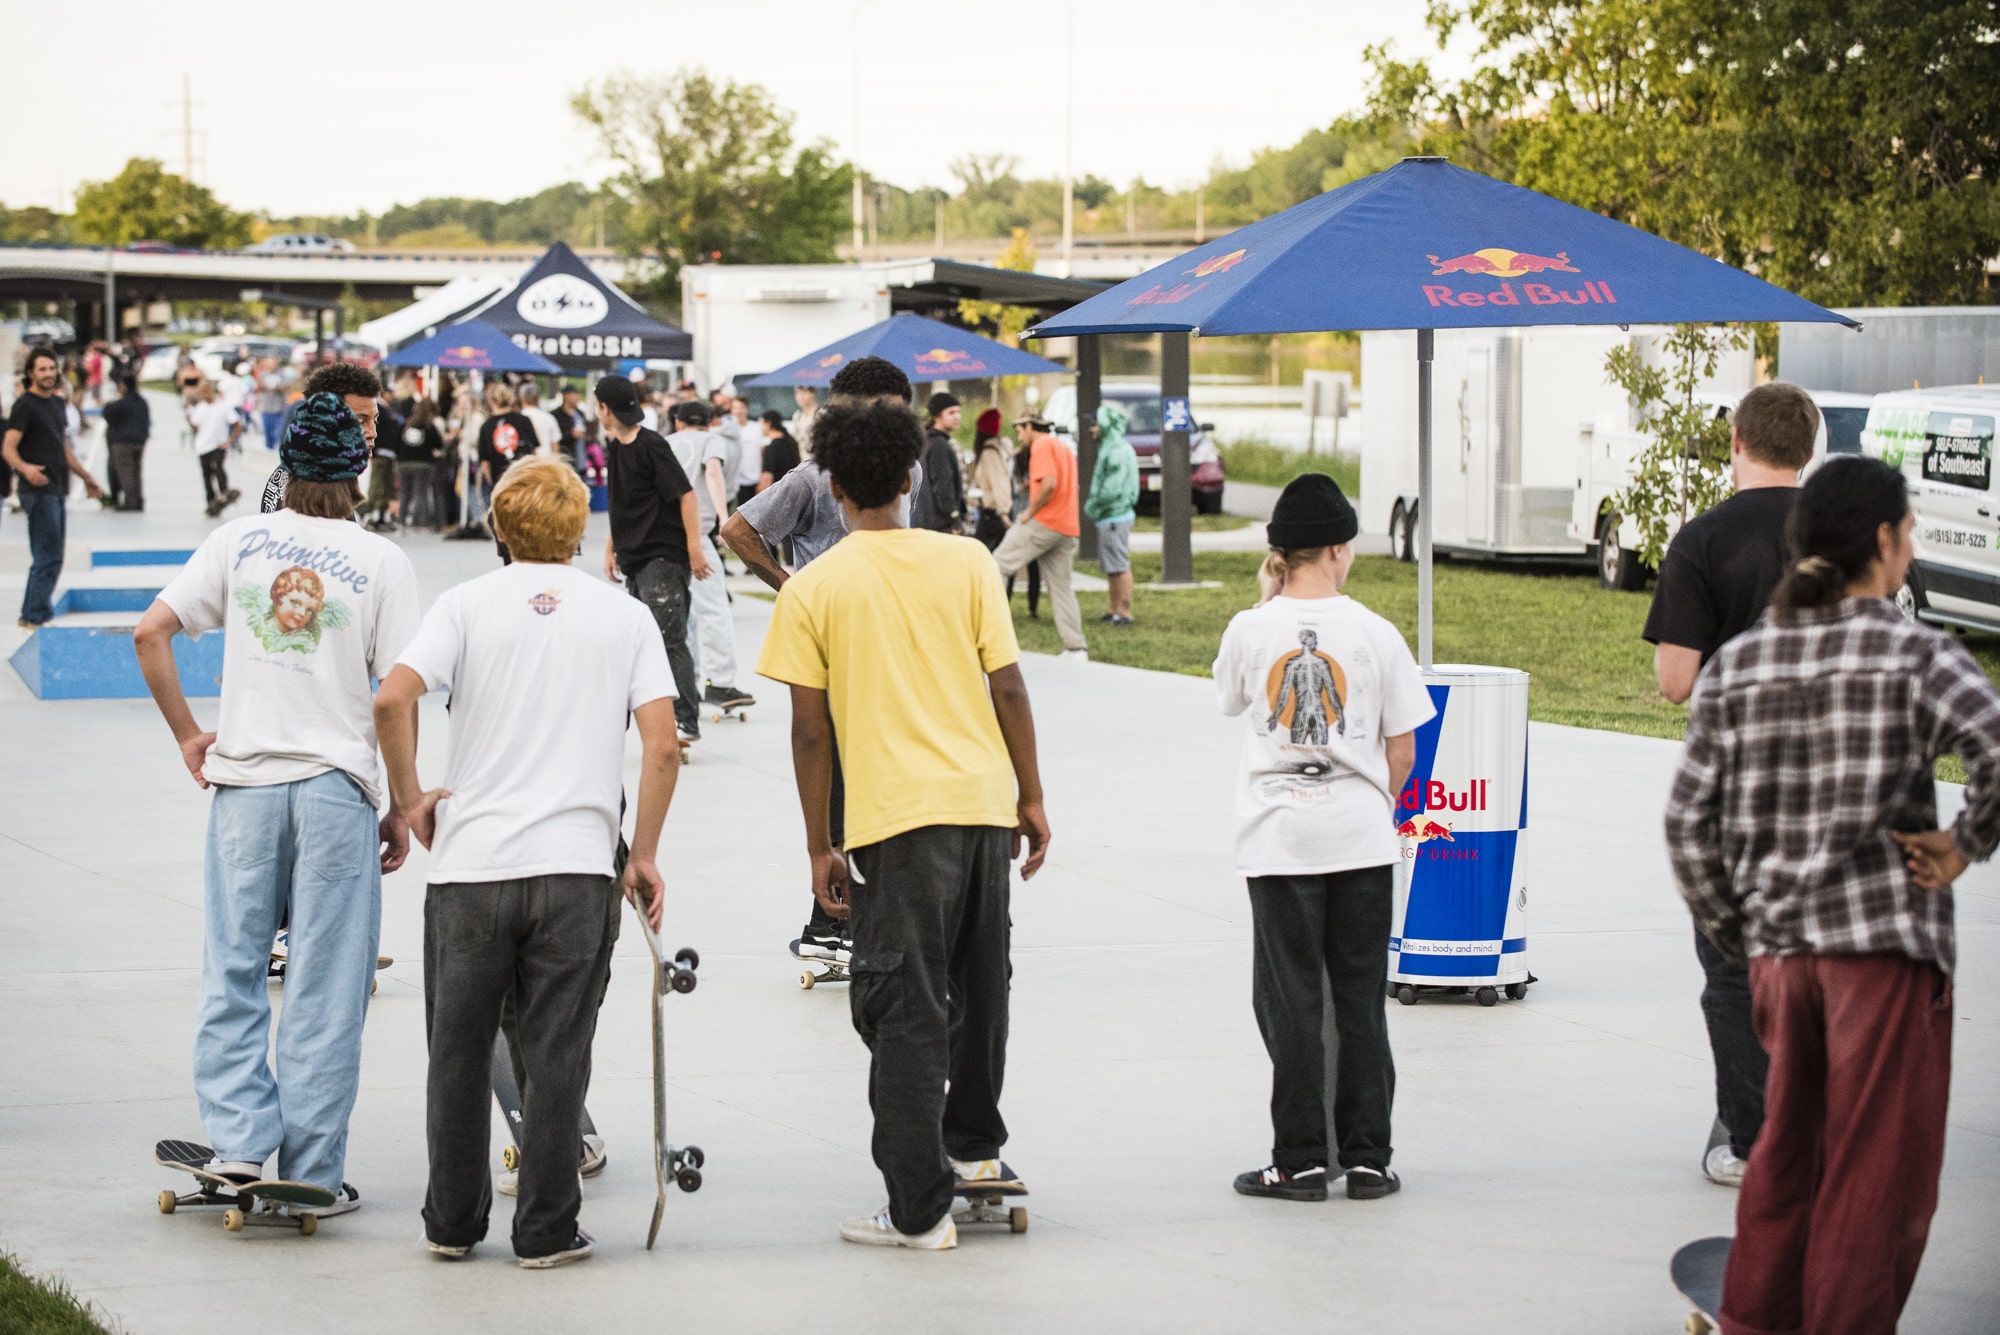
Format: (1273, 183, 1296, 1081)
(1419, 246, 1610, 310)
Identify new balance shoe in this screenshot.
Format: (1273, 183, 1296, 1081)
(302, 1183, 362, 1218)
(519, 1230, 593, 1269)
(1344, 1166, 1401, 1199)
(950, 1158, 1026, 1193)
(839, 1207, 957, 1249)
(580, 1134, 608, 1179)
(1703, 1143, 1747, 1187)
(1233, 1164, 1328, 1201)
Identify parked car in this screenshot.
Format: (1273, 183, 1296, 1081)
(1043, 383, 1227, 514)
(243, 233, 356, 255)
(1862, 384, 2000, 632)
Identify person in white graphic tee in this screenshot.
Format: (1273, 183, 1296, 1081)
(373, 458, 684, 1269)
(1211, 474, 1434, 1206)
(135, 374, 421, 1219)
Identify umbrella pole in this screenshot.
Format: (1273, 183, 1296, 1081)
(1416, 327, 1434, 669)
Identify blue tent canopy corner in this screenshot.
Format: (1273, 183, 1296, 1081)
(745, 313, 1067, 388)
(465, 241, 693, 367)
(379, 319, 561, 374)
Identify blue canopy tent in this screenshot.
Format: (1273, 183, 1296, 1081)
(380, 319, 562, 374)
(1026, 156, 1858, 663)
(745, 313, 1067, 388)
(464, 241, 694, 368)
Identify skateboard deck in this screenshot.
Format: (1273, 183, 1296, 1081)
(790, 938, 850, 990)
(490, 1032, 600, 1174)
(633, 899, 704, 1249)
(1671, 1236, 1730, 1334)
(953, 1179, 1029, 1233)
(154, 1139, 336, 1236)
(706, 700, 753, 724)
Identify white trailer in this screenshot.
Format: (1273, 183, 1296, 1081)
(678, 263, 895, 410)
(1358, 325, 1753, 570)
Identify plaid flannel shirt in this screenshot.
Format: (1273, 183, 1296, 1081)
(1663, 596, 2000, 975)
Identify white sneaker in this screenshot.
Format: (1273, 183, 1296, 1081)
(204, 1158, 264, 1185)
(1704, 1143, 1747, 1187)
(519, 1230, 593, 1269)
(950, 1158, 1025, 1192)
(498, 1170, 518, 1198)
(580, 1134, 608, 1179)
(425, 1236, 472, 1260)
(302, 1183, 361, 1218)
(1059, 648, 1089, 662)
(839, 1206, 957, 1249)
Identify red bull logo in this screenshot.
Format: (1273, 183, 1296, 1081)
(1397, 778, 1489, 817)
(1420, 247, 1614, 310)
(915, 348, 967, 365)
(440, 345, 493, 368)
(817, 353, 844, 369)
(1186, 248, 1246, 278)
(1396, 817, 1457, 844)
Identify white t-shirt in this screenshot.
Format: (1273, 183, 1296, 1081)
(667, 429, 730, 527)
(1213, 594, 1435, 876)
(188, 399, 239, 453)
(159, 513, 421, 807)
(395, 562, 676, 884)
(521, 405, 561, 456)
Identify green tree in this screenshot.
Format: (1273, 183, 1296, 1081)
(71, 158, 250, 249)
(1608, 324, 1751, 565)
(572, 68, 850, 300)
(0, 204, 71, 244)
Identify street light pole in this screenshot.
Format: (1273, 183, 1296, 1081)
(850, 6, 868, 258)
(1061, 1, 1074, 278)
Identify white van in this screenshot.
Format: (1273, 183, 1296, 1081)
(1863, 385, 2000, 632)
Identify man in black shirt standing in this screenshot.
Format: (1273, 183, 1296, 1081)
(911, 392, 966, 533)
(1642, 381, 1820, 1187)
(101, 374, 152, 511)
(3, 347, 103, 627)
(598, 376, 709, 746)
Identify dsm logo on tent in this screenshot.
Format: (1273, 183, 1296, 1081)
(516, 274, 609, 330)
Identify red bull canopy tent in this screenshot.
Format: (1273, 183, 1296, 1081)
(743, 313, 1067, 388)
(1025, 156, 1858, 664)
(462, 240, 693, 368)
(379, 318, 561, 374)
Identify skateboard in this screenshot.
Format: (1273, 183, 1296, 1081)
(706, 700, 752, 725)
(491, 1031, 600, 1175)
(1671, 1236, 1731, 1334)
(632, 898, 704, 1249)
(268, 950, 393, 995)
(153, 1139, 336, 1236)
(952, 1178, 1029, 1234)
(790, 938, 850, 990)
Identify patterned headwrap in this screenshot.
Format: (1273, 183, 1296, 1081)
(280, 392, 369, 482)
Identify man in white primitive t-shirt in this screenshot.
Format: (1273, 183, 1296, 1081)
(135, 381, 419, 1216)
(373, 457, 683, 1269)
(1211, 474, 1434, 1207)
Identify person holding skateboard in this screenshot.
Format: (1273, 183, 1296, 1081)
(374, 458, 685, 1269)
(720, 357, 922, 969)
(758, 399, 1050, 1250)
(132, 386, 420, 1219)
(1664, 456, 2000, 1332)
(1212, 475, 1434, 1203)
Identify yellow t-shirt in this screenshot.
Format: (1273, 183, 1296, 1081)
(757, 528, 1022, 849)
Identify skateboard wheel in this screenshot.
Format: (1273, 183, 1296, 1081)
(159, 1190, 177, 1215)
(799, 970, 815, 990)
(502, 1145, 519, 1171)
(675, 1167, 702, 1192)
(1505, 981, 1528, 1000)
(1686, 1317, 1713, 1335)
(1396, 985, 1417, 1006)
(224, 1208, 244, 1232)
(1475, 986, 1499, 1008)
(675, 947, 700, 970)
(299, 1213, 318, 1237)
(1010, 1207, 1028, 1233)
(681, 1146, 704, 1170)
(670, 969, 697, 994)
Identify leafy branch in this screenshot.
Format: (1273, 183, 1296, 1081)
(1606, 323, 1749, 566)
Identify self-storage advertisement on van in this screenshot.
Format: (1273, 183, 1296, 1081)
(1876, 407, 1997, 489)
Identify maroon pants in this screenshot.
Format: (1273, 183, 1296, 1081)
(1719, 953, 1953, 1335)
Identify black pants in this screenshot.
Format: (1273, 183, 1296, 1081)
(1695, 924, 1768, 1158)
(422, 875, 620, 1258)
(849, 825, 1012, 1234)
(199, 449, 229, 504)
(1004, 562, 1041, 617)
(108, 442, 144, 510)
(1248, 866, 1396, 1173)
(803, 747, 847, 938)
(626, 557, 702, 738)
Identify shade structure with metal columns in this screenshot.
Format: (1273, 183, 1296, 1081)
(1075, 335, 1102, 563)
(1158, 331, 1194, 585)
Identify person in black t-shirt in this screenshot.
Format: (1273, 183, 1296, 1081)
(554, 384, 588, 473)
(4, 347, 103, 626)
(598, 375, 709, 743)
(1642, 381, 1820, 1188)
(756, 411, 801, 492)
(475, 384, 537, 490)
(101, 375, 152, 511)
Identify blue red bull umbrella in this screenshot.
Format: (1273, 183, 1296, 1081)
(381, 319, 562, 374)
(744, 313, 1067, 388)
(1024, 156, 1858, 663)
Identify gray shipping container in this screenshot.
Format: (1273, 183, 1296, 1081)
(1781, 307, 2000, 393)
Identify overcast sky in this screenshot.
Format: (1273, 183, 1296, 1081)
(6, 0, 1465, 219)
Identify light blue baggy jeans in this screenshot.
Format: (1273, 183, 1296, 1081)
(195, 770, 381, 1190)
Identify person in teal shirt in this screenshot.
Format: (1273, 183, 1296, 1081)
(1084, 401, 1140, 625)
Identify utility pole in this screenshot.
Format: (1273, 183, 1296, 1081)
(1060, 0, 1075, 277)
(180, 74, 193, 181)
(850, 5, 869, 258)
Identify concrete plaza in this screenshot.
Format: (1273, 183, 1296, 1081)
(0, 420, 1994, 1333)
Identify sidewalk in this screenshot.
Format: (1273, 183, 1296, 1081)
(1, 421, 1994, 1333)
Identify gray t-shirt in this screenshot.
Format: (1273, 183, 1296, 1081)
(735, 457, 924, 570)
(666, 429, 730, 528)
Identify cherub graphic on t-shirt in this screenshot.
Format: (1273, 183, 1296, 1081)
(1265, 628, 1346, 743)
(234, 564, 351, 655)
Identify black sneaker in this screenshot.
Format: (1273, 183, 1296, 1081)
(703, 684, 755, 708)
(796, 929, 849, 964)
(518, 1229, 593, 1269)
(1344, 1166, 1400, 1199)
(1233, 1164, 1327, 1201)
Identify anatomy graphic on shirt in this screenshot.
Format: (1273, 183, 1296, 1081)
(234, 565, 351, 654)
(1265, 629, 1347, 743)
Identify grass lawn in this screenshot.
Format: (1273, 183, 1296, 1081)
(1131, 513, 1253, 533)
(0, 1252, 113, 1334)
(1218, 439, 1359, 495)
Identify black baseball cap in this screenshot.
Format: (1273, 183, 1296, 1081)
(594, 376, 644, 426)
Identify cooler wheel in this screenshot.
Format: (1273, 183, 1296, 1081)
(1395, 985, 1417, 1006)
(1475, 986, 1498, 1007)
(1505, 981, 1528, 1000)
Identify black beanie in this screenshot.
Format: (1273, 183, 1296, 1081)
(926, 391, 961, 417)
(1266, 473, 1358, 550)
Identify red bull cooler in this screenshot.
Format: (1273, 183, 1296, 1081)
(1389, 665, 1530, 1003)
